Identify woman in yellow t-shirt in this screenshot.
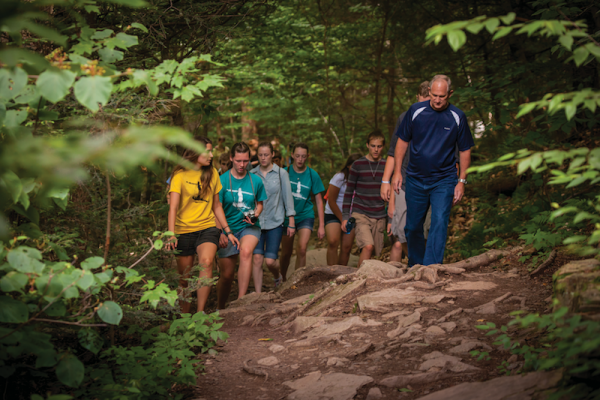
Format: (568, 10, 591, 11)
(165, 137, 240, 313)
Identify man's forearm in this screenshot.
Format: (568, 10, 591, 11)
(393, 140, 409, 176)
(382, 156, 395, 181)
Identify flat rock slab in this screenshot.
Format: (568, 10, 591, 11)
(414, 370, 562, 400)
(282, 293, 313, 305)
(357, 289, 433, 311)
(307, 279, 366, 316)
(257, 356, 279, 366)
(419, 355, 479, 373)
(445, 281, 498, 292)
(229, 292, 278, 308)
(283, 371, 373, 400)
(291, 316, 340, 335)
(357, 259, 405, 279)
(305, 316, 371, 338)
(449, 341, 492, 354)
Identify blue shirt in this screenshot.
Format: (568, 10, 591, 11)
(396, 101, 474, 184)
(219, 171, 268, 233)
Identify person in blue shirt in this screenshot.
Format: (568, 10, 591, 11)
(216, 142, 267, 309)
(280, 143, 326, 281)
(392, 75, 475, 266)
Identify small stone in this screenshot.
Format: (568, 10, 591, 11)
(327, 357, 350, 367)
(384, 354, 392, 359)
(269, 344, 286, 354)
(507, 354, 518, 363)
(422, 351, 444, 360)
(476, 302, 497, 315)
(366, 387, 383, 400)
(415, 307, 429, 313)
(290, 364, 299, 370)
(382, 310, 411, 319)
(269, 317, 283, 326)
(425, 326, 446, 336)
(439, 322, 457, 333)
(463, 308, 475, 313)
(242, 315, 255, 324)
(447, 300, 455, 304)
(257, 356, 279, 366)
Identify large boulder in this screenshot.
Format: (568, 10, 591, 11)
(356, 259, 405, 279)
(553, 259, 600, 315)
(283, 371, 373, 400)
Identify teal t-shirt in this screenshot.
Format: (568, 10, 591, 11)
(287, 166, 325, 222)
(219, 171, 267, 233)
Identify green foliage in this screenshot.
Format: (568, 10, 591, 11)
(477, 308, 600, 399)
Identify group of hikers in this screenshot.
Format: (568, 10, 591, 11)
(165, 74, 474, 313)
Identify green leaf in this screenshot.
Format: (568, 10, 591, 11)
(499, 12, 516, 25)
(130, 22, 148, 33)
(485, 18, 500, 34)
(77, 270, 94, 290)
(97, 301, 123, 325)
(106, 32, 139, 50)
(492, 26, 512, 40)
(7, 246, 45, 274)
(573, 47, 589, 66)
(558, 34, 574, 51)
(73, 76, 113, 112)
(3, 109, 28, 127)
(447, 30, 467, 51)
(2, 170, 23, 203)
(78, 328, 103, 354)
(565, 103, 577, 120)
(515, 102, 537, 119)
(0, 296, 29, 323)
(0, 272, 29, 292)
(98, 47, 124, 63)
(153, 239, 164, 250)
(81, 256, 104, 270)
(56, 354, 84, 388)
(35, 349, 59, 368)
(91, 29, 114, 40)
(0, 67, 28, 100)
(45, 300, 66, 317)
(466, 22, 485, 34)
(36, 68, 76, 103)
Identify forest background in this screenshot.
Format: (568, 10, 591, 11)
(1, 0, 599, 399)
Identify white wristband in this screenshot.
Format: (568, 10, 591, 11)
(382, 180, 390, 184)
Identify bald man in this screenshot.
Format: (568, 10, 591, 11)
(392, 75, 474, 266)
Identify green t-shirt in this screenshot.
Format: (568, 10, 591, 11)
(219, 171, 267, 233)
(287, 166, 325, 222)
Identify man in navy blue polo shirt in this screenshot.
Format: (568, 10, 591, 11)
(391, 75, 474, 266)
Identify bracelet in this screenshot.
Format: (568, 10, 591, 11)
(382, 180, 390, 184)
(289, 226, 296, 230)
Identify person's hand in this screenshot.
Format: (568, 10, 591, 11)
(287, 226, 296, 237)
(219, 233, 229, 248)
(341, 219, 348, 233)
(317, 225, 325, 240)
(165, 237, 177, 251)
(453, 182, 465, 205)
(387, 222, 393, 236)
(228, 233, 240, 249)
(392, 174, 403, 194)
(243, 215, 256, 225)
(381, 182, 391, 202)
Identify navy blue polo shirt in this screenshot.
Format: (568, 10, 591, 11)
(395, 101, 474, 184)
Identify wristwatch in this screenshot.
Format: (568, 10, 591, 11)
(458, 178, 467, 185)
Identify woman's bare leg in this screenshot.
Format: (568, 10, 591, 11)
(325, 222, 341, 265)
(196, 242, 217, 312)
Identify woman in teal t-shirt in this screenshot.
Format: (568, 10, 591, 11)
(217, 142, 267, 309)
(280, 143, 325, 281)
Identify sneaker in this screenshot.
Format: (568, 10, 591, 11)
(274, 275, 283, 289)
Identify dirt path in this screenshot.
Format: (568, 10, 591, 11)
(192, 249, 562, 400)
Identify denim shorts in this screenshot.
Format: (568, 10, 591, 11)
(253, 225, 284, 259)
(324, 214, 341, 226)
(217, 225, 261, 258)
(175, 227, 220, 257)
(286, 217, 315, 231)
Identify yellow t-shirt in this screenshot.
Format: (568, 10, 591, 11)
(169, 168, 222, 234)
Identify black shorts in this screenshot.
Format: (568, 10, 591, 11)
(324, 213, 341, 226)
(175, 227, 221, 256)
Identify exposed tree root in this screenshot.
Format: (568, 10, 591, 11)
(242, 360, 268, 381)
(249, 304, 299, 327)
(530, 249, 557, 277)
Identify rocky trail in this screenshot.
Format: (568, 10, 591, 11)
(191, 248, 567, 400)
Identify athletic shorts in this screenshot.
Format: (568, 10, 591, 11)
(285, 217, 315, 231)
(352, 212, 386, 257)
(324, 214, 341, 226)
(254, 225, 284, 259)
(217, 225, 261, 258)
(175, 227, 220, 257)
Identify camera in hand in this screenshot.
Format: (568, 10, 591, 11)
(345, 217, 356, 234)
(244, 210, 258, 224)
